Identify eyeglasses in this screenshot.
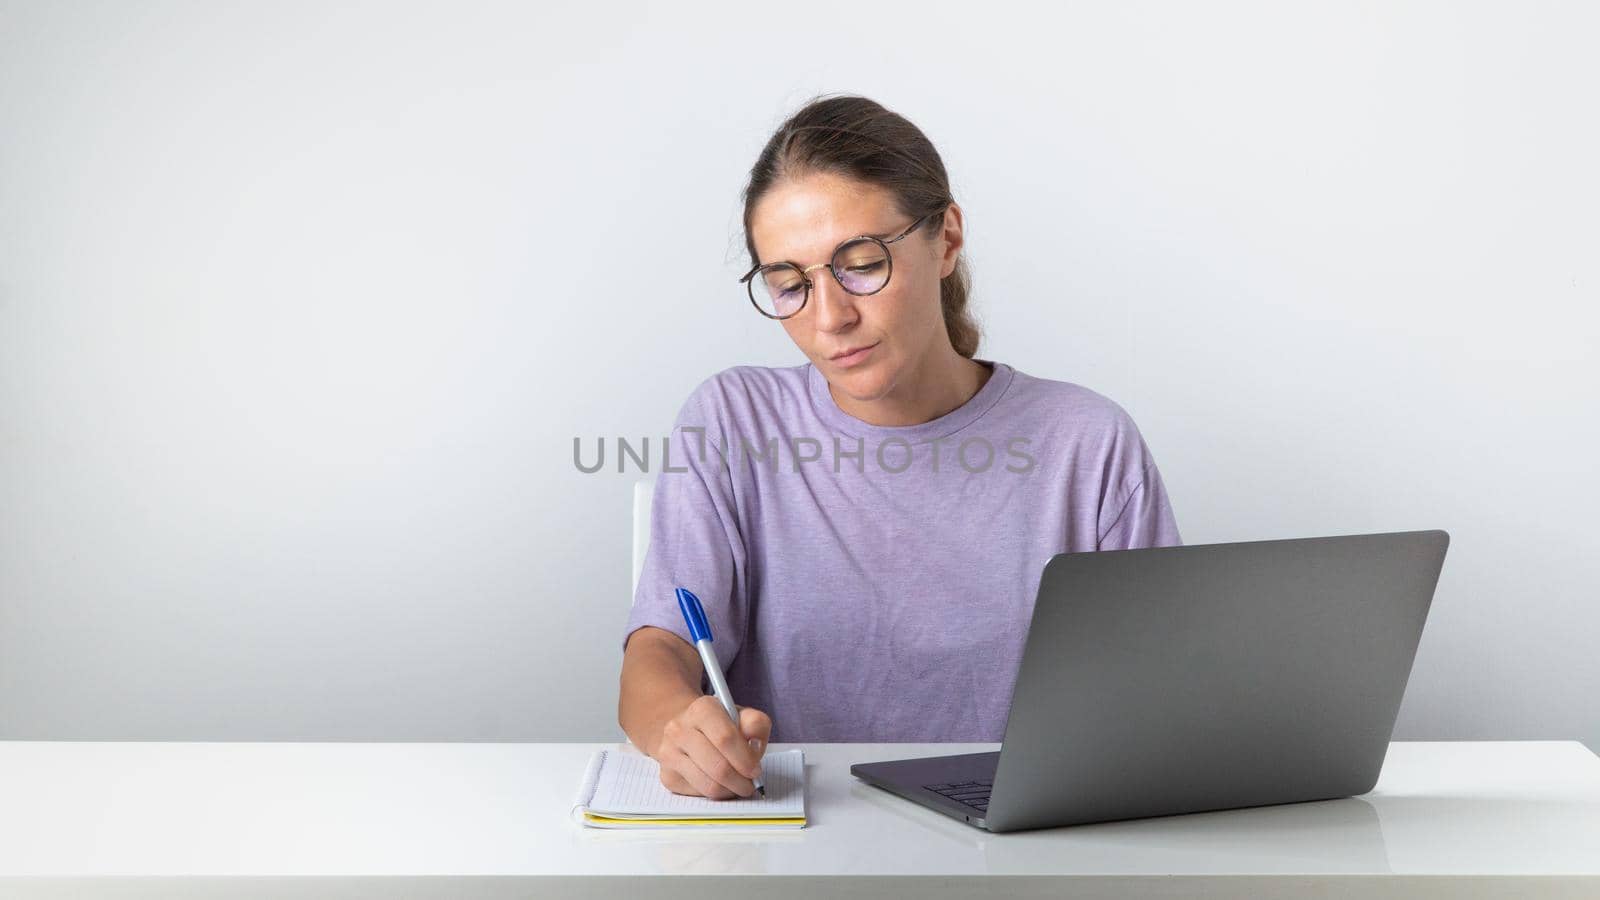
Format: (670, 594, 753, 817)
(738, 210, 941, 320)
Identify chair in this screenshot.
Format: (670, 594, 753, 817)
(631, 479, 654, 604)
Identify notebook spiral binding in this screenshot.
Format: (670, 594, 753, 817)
(570, 749, 608, 822)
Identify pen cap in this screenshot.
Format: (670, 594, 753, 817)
(676, 587, 714, 643)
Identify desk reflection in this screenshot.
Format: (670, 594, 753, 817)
(848, 779, 1392, 874)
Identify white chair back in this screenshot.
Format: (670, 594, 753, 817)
(631, 479, 654, 604)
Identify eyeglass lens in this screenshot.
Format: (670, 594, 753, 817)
(750, 237, 891, 318)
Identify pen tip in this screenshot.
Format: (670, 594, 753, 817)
(758, 785, 766, 797)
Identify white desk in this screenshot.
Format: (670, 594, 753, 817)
(0, 740, 1596, 898)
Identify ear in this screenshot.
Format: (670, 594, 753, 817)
(935, 201, 965, 280)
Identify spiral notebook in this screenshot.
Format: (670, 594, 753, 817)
(571, 747, 806, 828)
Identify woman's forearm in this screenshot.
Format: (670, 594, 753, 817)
(618, 627, 704, 758)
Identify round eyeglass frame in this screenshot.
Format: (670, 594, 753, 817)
(738, 209, 942, 320)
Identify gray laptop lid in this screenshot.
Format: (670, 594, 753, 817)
(983, 529, 1449, 832)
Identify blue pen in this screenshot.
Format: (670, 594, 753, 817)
(676, 587, 766, 797)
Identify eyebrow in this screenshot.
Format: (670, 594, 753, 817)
(862, 220, 909, 240)
(774, 227, 896, 263)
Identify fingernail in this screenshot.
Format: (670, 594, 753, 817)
(749, 738, 763, 752)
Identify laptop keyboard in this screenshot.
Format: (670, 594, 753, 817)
(924, 780, 992, 811)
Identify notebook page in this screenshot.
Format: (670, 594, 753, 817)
(588, 748, 804, 818)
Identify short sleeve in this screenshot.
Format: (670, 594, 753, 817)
(1097, 460, 1183, 550)
(621, 384, 750, 675)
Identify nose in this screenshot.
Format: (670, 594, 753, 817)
(807, 267, 859, 333)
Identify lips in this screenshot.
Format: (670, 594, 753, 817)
(830, 342, 879, 361)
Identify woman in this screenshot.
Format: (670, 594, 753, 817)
(617, 94, 1182, 800)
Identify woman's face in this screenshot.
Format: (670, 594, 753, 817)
(748, 171, 961, 405)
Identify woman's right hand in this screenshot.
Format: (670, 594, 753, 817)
(653, 695, 773, 799)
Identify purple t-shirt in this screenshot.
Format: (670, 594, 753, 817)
(623, 359, 1182, 742)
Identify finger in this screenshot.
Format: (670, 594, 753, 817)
(662, 746, 733, 800)
(737, 707, 772, 770)
(705, 704, 763, 780)
(682, 724, 758, 798)
(655, 715, 729, 798)
(656, 753, 698, 796)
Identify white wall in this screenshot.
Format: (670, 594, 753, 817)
(1, 0, 1595, 749)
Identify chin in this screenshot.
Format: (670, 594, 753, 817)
(827, 362, 896, 402)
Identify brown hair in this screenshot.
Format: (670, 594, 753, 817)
(740, 93, 980, 358)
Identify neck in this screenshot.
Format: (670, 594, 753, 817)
(829, 347, 992, 427)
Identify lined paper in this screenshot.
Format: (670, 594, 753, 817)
(584, 748, 804, 819)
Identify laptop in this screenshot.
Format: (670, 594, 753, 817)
(850, 529, 1450, 833)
